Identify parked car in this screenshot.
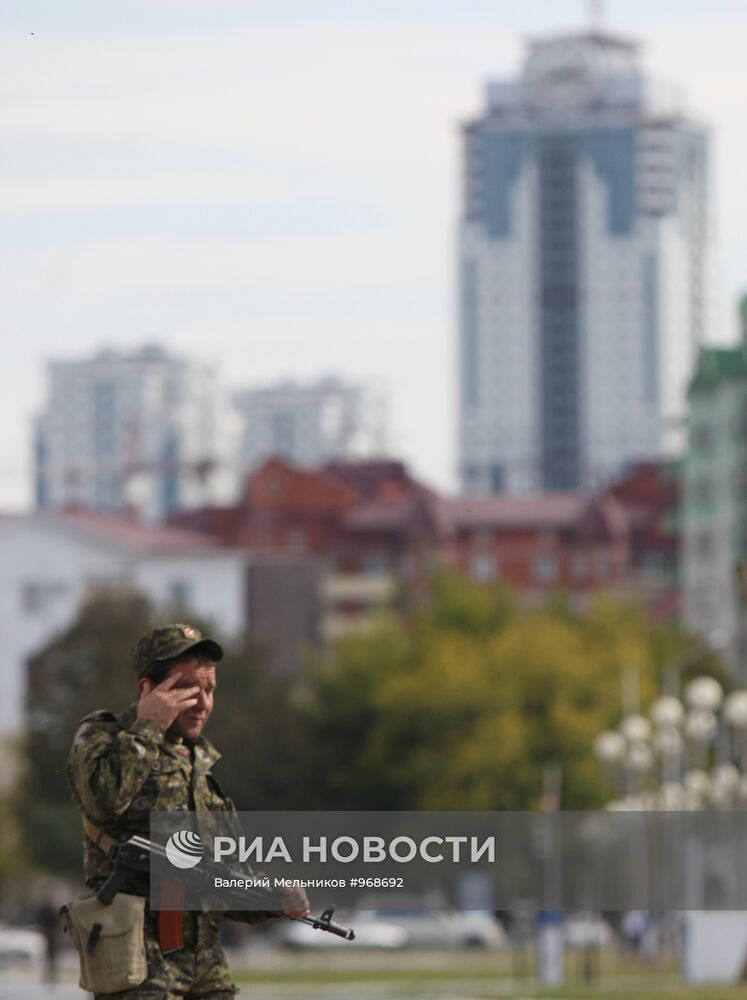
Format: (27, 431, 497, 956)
(352, 894, 504, 949)
(564, 913, 611, 948)
(278, 911, 408, 949)
(362, 908, 503, 949)
(0, 923, 47, 963)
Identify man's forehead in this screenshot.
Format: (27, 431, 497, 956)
(166, 661, 217, 681)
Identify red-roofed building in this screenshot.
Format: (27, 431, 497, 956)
(170, 456, 683, 667)
(173, 457, 448, 652)
(446, 492, 630, 599)
(606, 460, 681, 619)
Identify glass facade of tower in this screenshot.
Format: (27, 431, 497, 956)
(458, 30, 709, 494)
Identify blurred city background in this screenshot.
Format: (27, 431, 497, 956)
(2, 0, 747, 996)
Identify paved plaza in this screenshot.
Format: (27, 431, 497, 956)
(0, 980, 516, 1000)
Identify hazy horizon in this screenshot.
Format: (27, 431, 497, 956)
(2, 0, 746, 507)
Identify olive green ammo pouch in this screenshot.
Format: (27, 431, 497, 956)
(60, 892, 147, 993)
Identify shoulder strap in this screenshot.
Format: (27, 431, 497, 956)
(78, 708, 118, 726)
(82, 816, 118, 854)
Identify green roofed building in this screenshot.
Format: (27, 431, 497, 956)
(684, 295, 747, 676)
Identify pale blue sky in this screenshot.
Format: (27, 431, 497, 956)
(8, 0, 747, 30)
(1, 1, 745, 505)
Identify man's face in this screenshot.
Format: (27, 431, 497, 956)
(165, 659, 216, 741)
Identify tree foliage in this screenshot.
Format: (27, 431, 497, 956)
(19, 589, 159, 875)
(207, 638, 313, 810)
(18, 589, 311, 878)
(303, 575, 714, 810)
(16, 574, 724, 879)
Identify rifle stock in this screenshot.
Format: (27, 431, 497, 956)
(97, 835, 355, 941)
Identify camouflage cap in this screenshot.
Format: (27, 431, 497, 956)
(131, 623, 224, 678)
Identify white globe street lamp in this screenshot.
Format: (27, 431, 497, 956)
(712, 762, 740, 791)
(620, 714, 652, 744)
(684, 769, 711, 796)
(709, 763, 740, 809)
(684, 708, 718, 744)
(684, 708, 718, 770)
(684, 676, 724, 713)
(663, 629, 730, 697)
(652, 724, 683, 785)
(649, 696, 685, 729)
(724, 691, 747, 729)
(658, 781, 685, 810)
(627, 742, 654, 775)
(724, 690, 747, 770)
(593, 731, 626, 766)
(653, 726, 684, 758)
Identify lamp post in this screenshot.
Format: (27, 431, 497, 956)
(593, 661, 747, 983)
(649, 696, 685, 790)
(663, 630, 730, 698)
(724, 691, 747, 766)
(593, 716, 655, 807)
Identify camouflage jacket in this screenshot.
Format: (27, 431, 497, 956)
(67, 703, 274, 924)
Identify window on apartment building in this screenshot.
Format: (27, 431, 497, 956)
(571, 554, 588, 581)
(692, 587, 715, 622)
(20, 582, 46, 614)
(363, 553, 388, 575)
(332, 552, 363, 575)
(696, 531, 714, 560)
(469, 554, 499, 582)
(694, 477, 714, 505)
(271, 412, 295, 455)
(287, 529, 306, 549)
(690, 424, 713, 450)
(595, 552, 611, 579)
(84, 574, 129, 596)
(731, 466, 747, 496)
(20, 580, 66, 615)
(171, 581, 192, 607)
(731, 403, 747, 438)
(399, 554, 415, 577)
(737, 524, 747, 557)
(534, 554, 558, 583)
(490, 465, 504, 491)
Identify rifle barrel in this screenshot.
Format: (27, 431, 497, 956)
(107, 836, 356, 941)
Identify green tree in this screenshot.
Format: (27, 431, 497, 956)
(17, 589, 311, 879)
(19, 589, 158, 876)
(207, 637, 314, 810)
(304, 574, 722, 810)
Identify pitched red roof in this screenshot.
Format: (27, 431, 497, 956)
(324, 460, 412, 498)
(169, 506, 244, 542)
(575, 495, 630, 542)
(447, 494, 584, 530)
(247, 457, 357, 513)
(341, 498, 417, 531)
(38, 509, 232, 555)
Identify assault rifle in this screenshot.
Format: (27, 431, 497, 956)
(98, 834, 355, 941)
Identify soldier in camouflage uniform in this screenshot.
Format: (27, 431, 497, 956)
(68, 623, 309, 999)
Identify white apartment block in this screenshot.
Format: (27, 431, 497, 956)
(0, 511, 249, 735)
(233, 376, 390, 473)
(34, 345, 241, 521)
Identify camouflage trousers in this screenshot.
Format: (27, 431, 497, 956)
(94, 911, 237, 999)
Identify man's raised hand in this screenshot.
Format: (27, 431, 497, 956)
(136, 672, 199, 730)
